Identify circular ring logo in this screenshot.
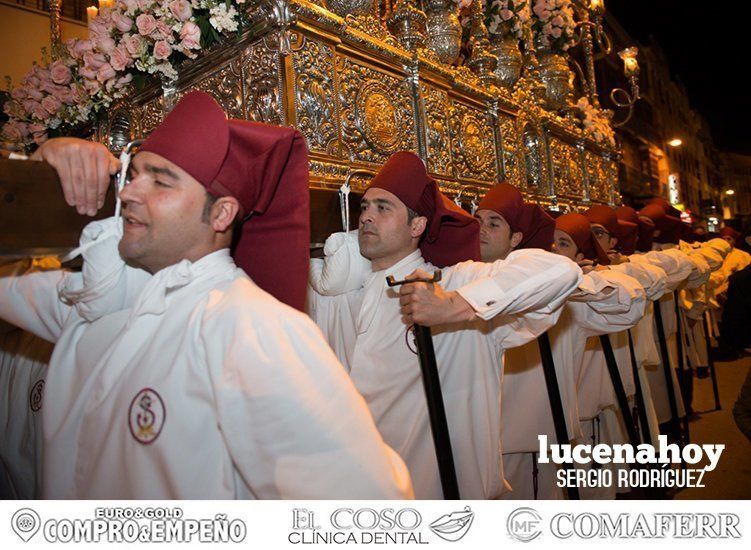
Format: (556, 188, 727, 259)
(12, 508, 40, 542)
(507, 507, 542, 543)
(29, 379, 44, 412)
(128, 388, 165, 445)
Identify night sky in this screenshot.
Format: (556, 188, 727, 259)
(606, 0, 751, 155)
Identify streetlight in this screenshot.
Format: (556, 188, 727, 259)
(668, 138, 683, 147)
(725, 189, 736, 196)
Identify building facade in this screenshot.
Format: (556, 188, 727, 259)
(598, 13, 727, 228)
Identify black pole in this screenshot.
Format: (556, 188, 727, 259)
(537, 332, 580, 500)
(703, 311, 722, 411)
(387, 272, 460, 499)
(598, 334, 641, 449)
(626, 330, 652, 445)
(626, 329, 665, 499)
(653, 298, 684, 446)
(673, 300, 692, 442)
(411, 324, 460, 499)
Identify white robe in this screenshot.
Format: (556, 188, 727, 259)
(501, 270, 646, 500)
(629, 247, 698, 424)
(0, 218, 413, 499)
(309, 234, 582, 499)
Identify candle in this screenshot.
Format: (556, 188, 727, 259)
(618, 47, 639, 77)
(98, 0, 114, 10)
(87, 6, 98, 22)
(590, 0, 605, 14)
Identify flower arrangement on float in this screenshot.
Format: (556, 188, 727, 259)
(2, 0, 246, 151)
(485, 0, 531, 40)
(530, 0, 576, 52)
(576, 96, 616, 147)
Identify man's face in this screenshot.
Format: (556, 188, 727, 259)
(358, 187, 425, 270)
(590, 222, 617, 252)
(475, 209, 519, 261)
(118, 151, 214, 273)
(552, 229, 583, 262)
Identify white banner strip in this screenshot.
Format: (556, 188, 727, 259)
(1, 500, 746, 549)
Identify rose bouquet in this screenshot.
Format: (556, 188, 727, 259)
(485, 0, 531, 40)
(2, 0, 246, 151)
(530, 0, 576, 53)
(576, 96, 615, 147)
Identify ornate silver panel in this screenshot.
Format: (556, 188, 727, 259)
(497, 114, 523, 188)
(292, 35, 339, 154)
(584, 150, 610, 203)
(447, 100, 496, 182)
(549, 139, 584, 199)
(421, 85, 454, 177)
(338, 58, 415, 163)
(522, 123, 545, 193)
(243, 35, 282, 126)
(187, 61, 244, 120)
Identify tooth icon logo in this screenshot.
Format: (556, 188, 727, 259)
(429, 506, 474, 542)
(11, 508, 40, 542)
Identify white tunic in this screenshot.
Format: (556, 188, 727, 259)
(309, 236, 582, 499)
(500, 270, 646, 500)
(0, 219, 413, 499)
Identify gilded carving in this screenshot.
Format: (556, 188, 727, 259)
(339, 59, 414, 163)
(187, 62, 244, 120)
(293, 36, 338, 153)
(243, 36, 282, 125)
(549, 139, 584, 198)
(497, 115, 523, 188)
(448, 101, 495, 181)
(421, 85, 453, 177)
(522, 123, 545, 192)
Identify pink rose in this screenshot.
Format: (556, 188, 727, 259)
(153, 21, 173, 41)
(70, 39, 94, 60)
(2, 120, 29, 141)
(23, 73, 40, 88)
(137, 0, 154, 9)
(56, 87, 76, 105)
(83, 52, 107, 70)
(50, 60, 72, 85)
(89, 18, 109, 41)
(109, 45, 131, 71)
(24, 86, 44, 101)
(180, 21, 201, 49)
(28, 123, 46, 136)
(96, 36, 117, 55)
(38, 77, 58, 95)
(96, 63, 117, 83)
(550, 26, 562, 38)
(78, 66, 98, 80)
(71, 85, 87, 103)
(33, 131, 48, 146)
(41, 95, 62, 115)
(123, 34, 146, 57)
(168, 0, 192, 22)
(122, 0, 139, 13)
(153, 40, 172, 60)
(31, 103, 49, 121)
(136, 14, 157, 37)
(83, 78, 102, 96)
(22, 99, 40, 113)
(114, 73, 133, 90)
(10, 87, 26, 101)
(111, 13, 134, 33)
(3, 100, 25, 119)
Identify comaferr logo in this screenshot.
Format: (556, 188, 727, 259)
(429, 507, 475, 542)
(507, 507, 542, 543)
